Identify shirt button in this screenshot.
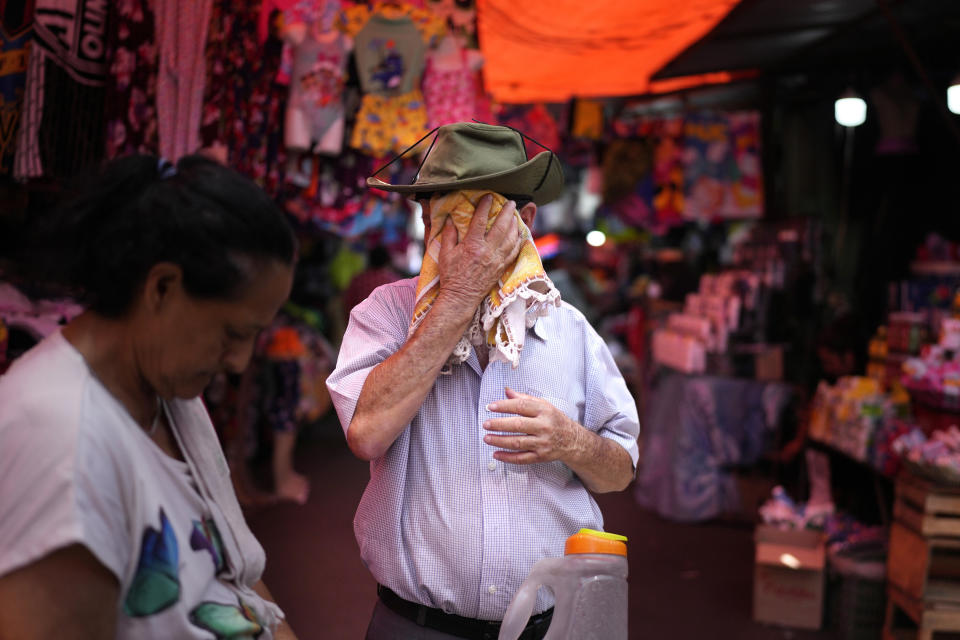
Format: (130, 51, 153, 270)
(487, 460, 497, 471)
(488, 584, 497, 594)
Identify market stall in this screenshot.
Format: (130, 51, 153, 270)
(4, 1, 960, 638)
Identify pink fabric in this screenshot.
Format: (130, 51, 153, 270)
(258, 0, 298, 44)
(422, 51, 476, 128)
(156, 0, 214, 161)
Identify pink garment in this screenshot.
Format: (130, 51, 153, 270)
(156, 0, 214, 161)
(422, 51, 476, 128)
(258, 0, 299, 44)
(473, 69, 494, 124)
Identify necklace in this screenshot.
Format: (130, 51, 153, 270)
(147, 397, 163, 436)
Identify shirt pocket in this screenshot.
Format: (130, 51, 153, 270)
(540, 395, 581, 425)
(537, 395, 580, 489)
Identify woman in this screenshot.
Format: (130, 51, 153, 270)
(0, 154, 299, 639)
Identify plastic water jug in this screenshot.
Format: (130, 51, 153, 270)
(498, 529, 628, 640)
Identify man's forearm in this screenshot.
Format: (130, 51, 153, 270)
(565, 426, 634, 493)
(347, 291, 476, 460)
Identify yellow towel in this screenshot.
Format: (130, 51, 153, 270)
(410, 190, 560, 368)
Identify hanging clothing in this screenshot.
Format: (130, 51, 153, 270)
(422, 42, 475, 128)
(472, 68, 493, 124)
(496, 103, 561, 159)
(571, 98, 604, 140)
(0, 3, 33, 176)
(258, 0, 299, 45)
(156, 0, 214, 162)
(285, 29, 351, 155)
(282, 149, 373, 232)
(424, 0, 477, 47)
(273, 0, 342, 86)
(339, 2, 444, 157)
(349, 88, 429, 158)
(201, 0, 286, 196)
(104, 0, 159, 159)
(15, 0, 108, 180)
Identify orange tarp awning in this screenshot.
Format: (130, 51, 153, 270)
(476, 0, 743, 103)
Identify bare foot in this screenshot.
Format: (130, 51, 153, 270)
(275, 470, 310, 505)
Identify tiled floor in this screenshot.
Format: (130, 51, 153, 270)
(247, 417, 835, 639)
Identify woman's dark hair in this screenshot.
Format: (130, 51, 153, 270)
(24, 154, 296, 316)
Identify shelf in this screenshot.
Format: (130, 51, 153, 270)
(807, 436, 893, 478)
(911, 261, 960, 277)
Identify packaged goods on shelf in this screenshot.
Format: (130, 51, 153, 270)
(652, 329, 706, 373)
(902, 343, 960, 412)
(667, 313, 714, 349)
(809, 377, 910, 470)
(654, 270, 763, 372)
(892, 426, 960, 484)
(888, 311, 928, 355)
(941, 317, 960, 350)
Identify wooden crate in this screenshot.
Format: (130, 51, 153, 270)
(885, 473, 960, 637)
(888, 522, 960, 603)
(884, 586, 960, 640)
(896, 474, 960, 538)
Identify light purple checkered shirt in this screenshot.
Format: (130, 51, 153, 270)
(327, 277, 640, 621)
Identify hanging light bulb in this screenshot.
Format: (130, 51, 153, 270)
(948, 75, 960, 115)
(586, 230, 606, 247)
(835, 88, 867, 127)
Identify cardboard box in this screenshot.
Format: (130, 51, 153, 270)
(753, 525, 826, 630)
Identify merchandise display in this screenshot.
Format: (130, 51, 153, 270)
(652, 269, 762, 372)
(808, 376, 910, 472)
(759, 486, 885, 551)
(14, 0, 108, 180)
(901, 315, 960, 411)
(759, 486, 834, 531)
(893, 426, 960, 485)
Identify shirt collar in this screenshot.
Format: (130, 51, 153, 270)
(531, 315, 551, 342)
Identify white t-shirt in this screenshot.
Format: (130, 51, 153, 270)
(0, 332, 282, 638)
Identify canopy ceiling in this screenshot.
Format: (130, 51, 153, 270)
(476, 0, 743, 103)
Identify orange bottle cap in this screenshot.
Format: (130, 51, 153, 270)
(564, 528, 628, 556)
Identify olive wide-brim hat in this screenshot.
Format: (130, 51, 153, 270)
(366, 122, 565, 206)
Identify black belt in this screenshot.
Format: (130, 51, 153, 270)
(377, 584, 553, 640)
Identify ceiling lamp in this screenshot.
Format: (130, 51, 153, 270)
(948, 75, 960, 115)
(586, 230, 606, 247)
(835, 89, 867, 127)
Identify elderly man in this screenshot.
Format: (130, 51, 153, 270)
(327, 122, 639, 640)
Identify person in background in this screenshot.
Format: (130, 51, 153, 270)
(327, 123, 640, 639)
(773, 313, 865, 465)
(0, 155, 299, 639)
(342, 244, 402, 320)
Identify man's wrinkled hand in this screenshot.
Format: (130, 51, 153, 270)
(436, 195, 523, 307)
(482, 387, 582, 465)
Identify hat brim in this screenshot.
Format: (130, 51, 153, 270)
(367, 150, 564, 206)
